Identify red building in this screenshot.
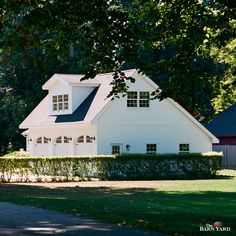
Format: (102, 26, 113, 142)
(207, 103, 236, 169)
(207, 103, 236, 145)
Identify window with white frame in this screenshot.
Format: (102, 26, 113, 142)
(55, 136, 70, 144)
(52, 94, 69, 112)
(139, 91, 150, 107)
(86, 136, 93, 143)
(64, 136, 70, 143)
(146, 144, 157, 154)
(56, 136, 62, 143)
(179, 144, 189, 153)
(36, 137, 49, 144)
(127, 91, 138, 107)
(127, 91, 150, 108)
(43, 137, 49, 143)
(77, 136, 84, 143)
(111, 144, 122, 154)
(36, 137, 42, 144)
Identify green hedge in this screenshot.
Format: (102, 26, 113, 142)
(0, 152, 222, 182)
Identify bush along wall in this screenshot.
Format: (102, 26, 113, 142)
(0, 152, 223, 182)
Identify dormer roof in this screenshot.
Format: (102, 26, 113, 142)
(42, 69, 136, 90)
(19, 69, 136, 128)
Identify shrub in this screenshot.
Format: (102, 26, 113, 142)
(96, 153, 223, 180)
(0, 152, 222, 182)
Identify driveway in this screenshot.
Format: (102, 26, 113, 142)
(0, 202, 166, 236)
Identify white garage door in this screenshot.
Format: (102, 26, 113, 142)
(76, 135, 95, 156)
(35, 137, 50, 156)
(54, 136, 71, 156)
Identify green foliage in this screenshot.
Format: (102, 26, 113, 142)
(0, 153, 222, 182)
(0, 175, 236, 236)
(97, 153, 223, 180)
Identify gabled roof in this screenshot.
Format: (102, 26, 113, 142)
(42, 70, 136, 89)
(19, 69, 136, 128)
(206, 103, 236, 136)
(19, 68, 218, 143)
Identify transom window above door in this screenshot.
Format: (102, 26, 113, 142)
(52, 94, 69, 112)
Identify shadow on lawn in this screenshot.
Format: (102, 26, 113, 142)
(0, 184, 235, 236)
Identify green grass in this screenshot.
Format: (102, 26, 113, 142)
(0, 169, 235, 236)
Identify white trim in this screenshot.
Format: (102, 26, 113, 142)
(146, 143, 157, 154)
(110, 143, 123, 154)
(21, 130, 29, 136)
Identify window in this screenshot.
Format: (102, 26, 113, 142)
(52, 94, 69, 112)
(56, 136, 70, 143)
(43, 137, 49, 144)
(64, 136, 70, 143)
(139, 91, 150, 107)
(146, 144, 157, 154)
(86, 136, 93, 143)
(127, 91, 149, 108)
(111, 144, 121, 154)
(127, 91, 138, 107)
(36, 137, 42, 144)
(77, 136, 84, 143)
(179, 144, 189, 153)
(56, 136, 62, 143)
(37, 137, 50, 144)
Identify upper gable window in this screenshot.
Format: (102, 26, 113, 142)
(127, 91, 149, 108)
(139, 91, 150, 107)
(52, 94, 69, 112)
(127, 91, 138, 107)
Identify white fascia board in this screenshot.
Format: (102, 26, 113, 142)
(19, 121, 90, 129)
(42, 74, 70, 90)
(168, 98, 219, 143)
(21, 130, 29, 136)
(42, 74, 58, 90)
(71, 83, 100, 87)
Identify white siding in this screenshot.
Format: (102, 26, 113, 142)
(72, 86, 95, 112)
(27, 124, 97, 156)
(96, 75, 212, 154)
(48, 81, 72, 115)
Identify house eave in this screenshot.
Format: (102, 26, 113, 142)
(19, 121, 92, 129)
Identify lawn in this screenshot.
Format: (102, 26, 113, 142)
(0, 169, 235, 236)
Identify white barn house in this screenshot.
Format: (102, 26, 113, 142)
(19, 69, 218, 156)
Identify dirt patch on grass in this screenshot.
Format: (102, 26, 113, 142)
(14, 180, 185, 189)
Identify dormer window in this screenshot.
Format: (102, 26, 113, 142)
(52, 94, 69, 112)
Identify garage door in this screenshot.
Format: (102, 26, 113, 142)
(76, 135, 95, 156)
(54, 136, 71, 156)
(35, 137, 50, 156)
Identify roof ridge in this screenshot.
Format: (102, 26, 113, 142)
(54, 69, 136, 77)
